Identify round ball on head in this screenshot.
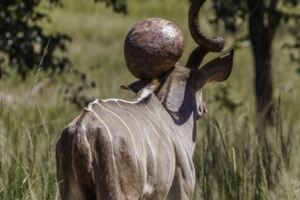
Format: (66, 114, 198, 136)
(124, 18, 185, 79)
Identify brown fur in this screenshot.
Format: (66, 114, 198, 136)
(56, 0, 235, 198)
(56, 57, 234, 200)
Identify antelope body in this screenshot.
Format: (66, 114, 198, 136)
(56, 74, 196, 200)
(56, 0, 234, 199)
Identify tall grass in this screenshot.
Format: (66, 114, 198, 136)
(0, 102, 65, 199)
(193, 104, 300, 199)
(1, 0, 299, 199)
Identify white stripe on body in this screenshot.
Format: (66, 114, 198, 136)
(145, 100, 196, 195)
(114, 101, 148, 192)
(147, 120, 173, 195)
(96, 102, 140, 163)
(71, 129, 79, 181)
(95, 101, 143, 191)
(71, 124, 93, 182)
(134, 103, 173, 196)
(101, 85, 152, 104)
(114, 100, 146, 159)
(117, 98, 175, 195)
(85, 99, 118, 179)
(84, 96, 178, 197)
(144, 105, 173, 147)
(142, 125, 156, 195)
(144, 105, 175, 192)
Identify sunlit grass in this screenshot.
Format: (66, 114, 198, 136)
(0, 0, 299, 199)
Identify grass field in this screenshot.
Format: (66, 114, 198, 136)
(0, 0, 300, 199)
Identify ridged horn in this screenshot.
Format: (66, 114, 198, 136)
(189, 0, 225, 52)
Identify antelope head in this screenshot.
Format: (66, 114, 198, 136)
(126, 0, 234, 124)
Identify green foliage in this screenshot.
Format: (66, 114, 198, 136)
(0, 0, 71, 79)
(211, 0, 247, 33)
(214, 86, 240, 113)
(0, 0, 300, 199)
(284, 20, 300, 74)
(211, 0, 300, 124)
(212, 0, 300, 34)
(95, 0, 127, 13)
(62, 68, 96, 109)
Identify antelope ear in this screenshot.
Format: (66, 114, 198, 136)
(120, 80, 150, 94)
(135, 79, 160, 102)
(121, 79, 161, 94)
(193, 49, 234, 89)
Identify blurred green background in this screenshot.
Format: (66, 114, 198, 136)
(0, 0, 299, 199)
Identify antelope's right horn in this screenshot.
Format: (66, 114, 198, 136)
(189, 0, 225, 52)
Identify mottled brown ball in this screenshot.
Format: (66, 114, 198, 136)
(124, 18, 185, 79)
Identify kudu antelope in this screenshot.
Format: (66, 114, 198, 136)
(56, 0, 234, 199)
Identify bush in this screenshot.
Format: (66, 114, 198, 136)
(0, 0, 71, 79)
